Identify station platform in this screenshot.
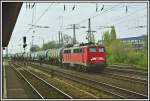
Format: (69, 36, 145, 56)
(3, 61, 28, 99)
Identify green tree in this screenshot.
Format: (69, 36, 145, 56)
(110, 25, 117, 41)
(102, 30, 111, 46)
(102, 27, 148, 68)
(143, 35, 148, 52)
(42, 41, 62, 50)
(30, 45, 41, 52)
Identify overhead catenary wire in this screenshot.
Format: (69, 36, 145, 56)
(35, 3, 54, 24)
(59, 3, 124, 43)
(110, 7, 147, 26)
(61, 3, 123, 33)
(9, 3, 147, 54)
(89, 7, 147, 30)
(76, 3, 147, 29)
(25, 3, 147, 43)
(26, 3, 54, 34)
(74, 3, 146, 42)
(78, 3, 123, 25)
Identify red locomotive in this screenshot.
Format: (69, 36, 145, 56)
(62, 43, 106, 71)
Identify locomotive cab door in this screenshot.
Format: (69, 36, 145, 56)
(82, 47, 87, 64)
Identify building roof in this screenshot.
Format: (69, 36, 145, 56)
(119, 35, 146, 41)
(2, 2, 22, 47)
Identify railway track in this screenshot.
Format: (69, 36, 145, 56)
(29, 62, 148, 94)
(101, 72, 147, 85)
(23, 62, 147, 99)
(109, 64, 147, 71)
(14, 62, 112, 99)
(30, 60, 148, 81)
(105, 67, 147, 81)
(11, 63, 72, 99)
(106, 65, 147, 76)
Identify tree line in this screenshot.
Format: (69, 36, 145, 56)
(102, 26, 147, 69)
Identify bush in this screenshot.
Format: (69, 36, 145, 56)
(104, 38, 147, 68)
(102, 29, 147, 68)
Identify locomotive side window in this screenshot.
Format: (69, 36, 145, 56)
(73, 49, 76, 53)
(73, 48, 82, 53)
(64, 50, 71, 54)
(89, 48, 96, 52)
(79, 48, 82, 53)
(99, 47, 104, 52)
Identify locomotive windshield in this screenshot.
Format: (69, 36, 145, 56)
(99, 47, 104, 52)
(89, 48, 96, 52)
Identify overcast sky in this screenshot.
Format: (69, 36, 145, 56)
(5, 2, 147, 54)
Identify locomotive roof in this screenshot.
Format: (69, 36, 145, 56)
(63, 44, 104, 50)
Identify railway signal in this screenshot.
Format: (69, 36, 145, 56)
(23, 44, 27, 48)
(23, 36, 27, 53)
(23, 36, 26, 44)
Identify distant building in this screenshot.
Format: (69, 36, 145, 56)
(119, 35, 146, 51)
(98, 35, 147, 51)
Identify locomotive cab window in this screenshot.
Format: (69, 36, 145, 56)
(89, 48, 96, 52)
(99, 47, 104, 52)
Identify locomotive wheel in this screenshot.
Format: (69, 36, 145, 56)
(75, 65, 80, 71)
(81, 66, 87, 72)
(60, 63, 63, 68)
(84, 67, 87, 72)
(61, 63, 65, 68)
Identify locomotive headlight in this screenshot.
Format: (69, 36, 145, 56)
(91, 57, 96, 61)
(99, 57, 104, 60)
(91, 57, 104, 61)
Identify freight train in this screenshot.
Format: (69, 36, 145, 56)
(13, 43, 106, 72)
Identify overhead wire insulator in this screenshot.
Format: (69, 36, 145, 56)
(101, 5, 104, 11)
(32, 3, 35, 9)
(26, 3, 27, 9)
(126, 5, 128, 13)
(29, 3, 30, 9)
(72, 5, 75, 11)
(96, 3, 98, 12)
(64, 5, 66, 11)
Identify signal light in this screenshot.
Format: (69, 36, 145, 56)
(23, 36, 26, 43)
(23, 44, 27, 48)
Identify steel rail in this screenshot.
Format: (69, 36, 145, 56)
(10, 64, 44, 99)
(106, 66, 147, 76)
(29, 63, 125, 98)
(13, 63, 73, 99)
(53, 69, 148, 99)
(102, 72, 147, 85)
